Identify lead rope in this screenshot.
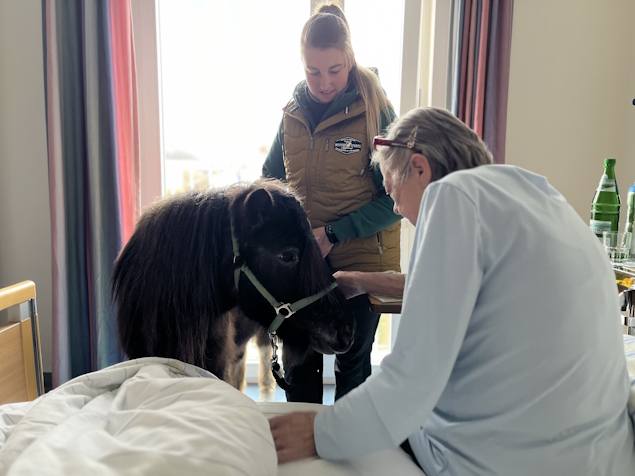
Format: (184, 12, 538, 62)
(269, 334, 290, 391)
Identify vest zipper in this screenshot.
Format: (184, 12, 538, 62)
(324, 139, 329, 151)
(376, 233, 383, 254)
(305, 135, 314, 212)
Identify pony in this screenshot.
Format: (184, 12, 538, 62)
(110, 180, 356, 385)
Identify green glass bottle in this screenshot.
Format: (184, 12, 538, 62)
(590, 158, 620, 238)
(626, 182, 635, 235)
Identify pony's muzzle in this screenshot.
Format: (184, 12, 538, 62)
(334, 320, 356, 354)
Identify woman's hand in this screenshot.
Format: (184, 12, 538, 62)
(313, 227, 334, 258)
(269, 412, 318, 464)
(333, 271, 405, 299)
(333, 271, 366, 299)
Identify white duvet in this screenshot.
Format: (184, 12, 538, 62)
(1, 338, 634, 476)
(0, 358, 276, 476)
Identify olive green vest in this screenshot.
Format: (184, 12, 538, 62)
(282, 96, 400, 273)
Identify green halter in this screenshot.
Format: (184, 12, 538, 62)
(230, 214, 338, 336)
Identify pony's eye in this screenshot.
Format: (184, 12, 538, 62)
(279, 251, 297, 263)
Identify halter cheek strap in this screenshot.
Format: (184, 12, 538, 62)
(230, 215, 338, 336)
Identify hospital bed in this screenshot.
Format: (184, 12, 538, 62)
(0, 280, 422, 475)
(0, 279, 633, 475)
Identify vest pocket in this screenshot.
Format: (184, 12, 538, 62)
(319, 133, 369, 193)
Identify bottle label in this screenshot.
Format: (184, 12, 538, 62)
(589, 219, 613, 235)
(597, 178, 616, 192)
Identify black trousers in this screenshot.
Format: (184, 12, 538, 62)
(400, 439, 424, 471)
(284, 294, 381, 403)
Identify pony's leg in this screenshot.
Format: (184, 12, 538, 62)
(206, 309, 238, 383)
(256, 329, 276, 401)
(230, 308, 259, 393)
(227, 346, 247, 392)
(228, 347, 248, 393)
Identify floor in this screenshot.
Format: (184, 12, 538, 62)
(244, 383, 335, 405)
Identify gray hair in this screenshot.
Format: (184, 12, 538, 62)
(372, 107, 493, 184)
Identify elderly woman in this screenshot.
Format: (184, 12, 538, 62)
(270, 107, 635, 475)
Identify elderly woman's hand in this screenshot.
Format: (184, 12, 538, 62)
(333, 271, 366, 299)
(269, 412, 318, 464)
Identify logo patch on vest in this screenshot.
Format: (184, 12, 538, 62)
(334, 137, 362, 155)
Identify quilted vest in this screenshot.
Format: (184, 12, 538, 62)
(282, 96, 400, 273)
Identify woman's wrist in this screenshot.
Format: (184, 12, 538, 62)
(325, 224, 339, 244)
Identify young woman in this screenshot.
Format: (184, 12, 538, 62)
(262, 2, 401, 403)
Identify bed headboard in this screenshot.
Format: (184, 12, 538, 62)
(0, 281, 44, 405)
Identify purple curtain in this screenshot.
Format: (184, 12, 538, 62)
(42, 0, 140, 386)
(451, 0, 513, 164)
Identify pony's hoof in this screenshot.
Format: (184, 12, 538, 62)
(258, 391, 276, 402)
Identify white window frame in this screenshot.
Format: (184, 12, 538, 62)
(131, 0, 163, 212)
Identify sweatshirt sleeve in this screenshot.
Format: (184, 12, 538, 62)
(262, 119, 286, 181)
(313, 183, 483, 460)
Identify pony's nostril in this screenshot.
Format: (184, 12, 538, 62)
(338, 322, 356, 348)
(338, 332, 351, 349)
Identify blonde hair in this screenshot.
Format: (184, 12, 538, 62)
(302, 2, 393, 140)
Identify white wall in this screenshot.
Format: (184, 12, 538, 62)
(0, 0, 52, 373)
(506, 0, 635, 225)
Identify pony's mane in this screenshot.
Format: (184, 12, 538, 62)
(111, 186, 232, 369)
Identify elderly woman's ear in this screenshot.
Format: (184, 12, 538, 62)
(410, 153, 433, 186)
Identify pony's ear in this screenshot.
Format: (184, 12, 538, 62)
(244, 188, 273, 225)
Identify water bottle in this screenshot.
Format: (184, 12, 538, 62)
(590, 158, 620, 238)
(626, 182, 635, 234)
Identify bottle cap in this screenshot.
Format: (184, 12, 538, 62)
(629, 182, 635, 193)
(604, 158, 616, 166)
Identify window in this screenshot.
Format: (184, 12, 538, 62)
(158, 0, 407, 197)
(158, 0, 308, 196)
(136, 0, 428, 378)
(346, 0, 405, 117)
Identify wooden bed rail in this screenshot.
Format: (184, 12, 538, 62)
(0, 281, 44, 404)
(0, 281, 36, 312)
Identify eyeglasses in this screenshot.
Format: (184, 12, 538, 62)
(373, 126, 419, 152)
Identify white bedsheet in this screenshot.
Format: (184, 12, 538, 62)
(258, 402, 426, 476)
(0, 358, 276, 476)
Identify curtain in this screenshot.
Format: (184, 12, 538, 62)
(42, 0, 140, 386)
(449, 0, 513, 164)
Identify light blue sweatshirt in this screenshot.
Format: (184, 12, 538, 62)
(314, 165, 635, 475)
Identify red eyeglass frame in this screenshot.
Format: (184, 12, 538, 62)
(372, 125, 420, 152)
(372, 136, 412, 151)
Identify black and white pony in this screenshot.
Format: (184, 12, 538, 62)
(110, 180, 355, 386)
